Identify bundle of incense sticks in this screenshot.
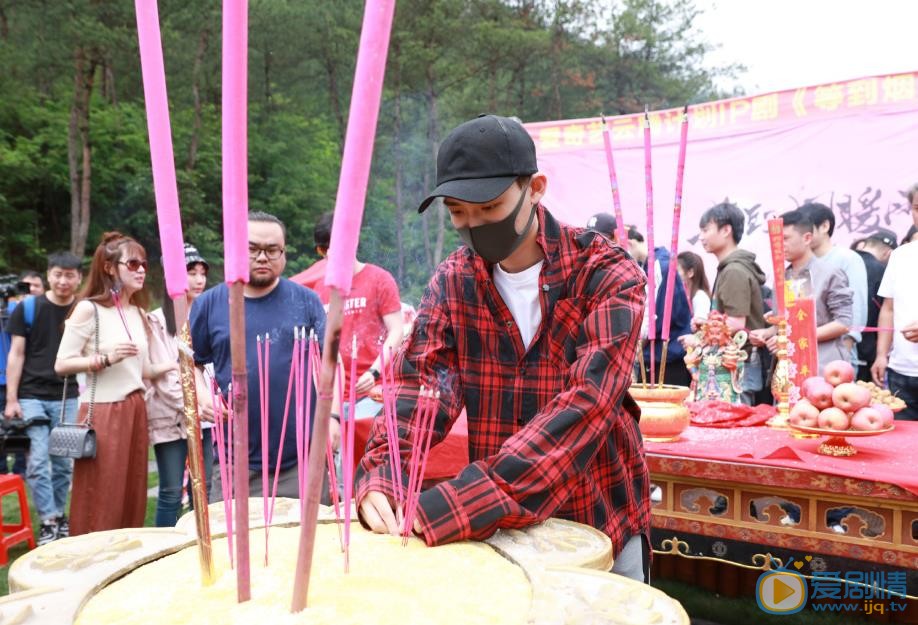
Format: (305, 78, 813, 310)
(643, 109, 657, 388)
(402, 388, 439, 546)
(299, 328, 313, 515)
(211, 378, 234, 567)
(294, 328, 309, 504)
(256, 335, 271, 565)
(269, 327, 300, 529)
(379, 347, 404, 525)
(110, 286, 134, 341)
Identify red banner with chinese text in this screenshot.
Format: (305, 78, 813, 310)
(787, 298, 818, 398)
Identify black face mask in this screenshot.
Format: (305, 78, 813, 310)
(457, 180, 536, 264)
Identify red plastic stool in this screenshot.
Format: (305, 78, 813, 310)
(0, 474, 36, 565)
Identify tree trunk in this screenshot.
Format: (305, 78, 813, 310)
(186, 28, 209, 172)
(324, 48, 345, 147)
(426, 68, 445, 266)
(68, 46, 96, 258)
(0, 2, 9, 41)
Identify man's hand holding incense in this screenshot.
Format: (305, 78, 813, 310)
(358, 490, 400, 535)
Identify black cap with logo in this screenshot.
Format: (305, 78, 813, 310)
(417, 114, 538, 213)
(865, 228, 898, 250)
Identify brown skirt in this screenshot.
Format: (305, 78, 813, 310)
(70, 390, 148, 536)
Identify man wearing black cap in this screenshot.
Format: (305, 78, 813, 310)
(355, 115, 651, 582)
(854, 230, 896, 381)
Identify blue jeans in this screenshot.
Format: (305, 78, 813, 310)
(153, 429, 214, 527)
(21, 397, 77, 521)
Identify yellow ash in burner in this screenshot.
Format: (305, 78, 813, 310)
(76, 524, 531, 625)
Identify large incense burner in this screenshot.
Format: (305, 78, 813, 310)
(6, 500, 688, 625)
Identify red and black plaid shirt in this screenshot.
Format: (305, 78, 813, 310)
(355, 207, 650, 556)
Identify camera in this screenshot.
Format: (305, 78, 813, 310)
(0, 274, 30, 300)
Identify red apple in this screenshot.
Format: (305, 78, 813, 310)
(802, 377, 835, 410)
(850, 407, 887, 431)
(823, 360, 855, 386)
(789, 399, 820, 427)
(818, 407, 850, 430)
(832, 382, 872, 413)
(871, 404, 895, 428)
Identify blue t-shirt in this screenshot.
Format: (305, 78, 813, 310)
(190, 278, 326, 472)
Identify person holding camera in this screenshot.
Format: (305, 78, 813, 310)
(4, 253, 83, 545)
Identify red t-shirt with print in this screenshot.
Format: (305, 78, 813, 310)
(313, 263, 402, 397)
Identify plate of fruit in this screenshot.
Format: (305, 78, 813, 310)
(788, 360, 896, 456)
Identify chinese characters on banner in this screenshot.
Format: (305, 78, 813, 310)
(526, 71, 918, 286)
(787, 298, 818, 397)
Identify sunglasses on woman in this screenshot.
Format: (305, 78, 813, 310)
(118, 259, 148, 272)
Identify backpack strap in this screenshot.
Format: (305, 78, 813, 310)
(23, 295, 35, 335)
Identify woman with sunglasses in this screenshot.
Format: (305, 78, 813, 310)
(56, 232, 176, 535)
(146, 244, 214, 526)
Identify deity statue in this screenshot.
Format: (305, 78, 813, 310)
(683, 311, 749, 403)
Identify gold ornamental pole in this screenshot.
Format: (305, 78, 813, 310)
(766, 316, 791, 430)
(176, 307, 215, 585)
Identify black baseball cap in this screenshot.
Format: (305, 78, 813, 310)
(865, 228, 897, 250)
(417, 114, 538, 213)
(587, 212, 618, 237)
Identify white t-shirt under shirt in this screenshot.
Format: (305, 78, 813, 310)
(493, 261, 544, 350)
(877, 242, 918, 376)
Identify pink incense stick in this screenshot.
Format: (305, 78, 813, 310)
(342, 336, 359, 572)
(660, 106, 689, 343)
(211, 381, 234, 567)
(325, 435, 344, 552)
(300, 328, 313, 509)
(853, 326, 897, 333)
(293, 329, 306, 504)
(133, 0, 187, 299)
(600, 114, 627, 245)
(643, 109, 656, 384)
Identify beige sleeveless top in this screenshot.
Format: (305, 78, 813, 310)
(57, 302, 150, 403)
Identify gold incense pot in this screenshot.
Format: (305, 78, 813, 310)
(630, 384, 691, 442)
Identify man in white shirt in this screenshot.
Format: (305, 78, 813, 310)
(871, 241, 918, 421)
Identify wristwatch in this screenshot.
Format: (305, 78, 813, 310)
(369, 367, 381, 381)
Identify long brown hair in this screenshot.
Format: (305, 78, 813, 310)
(677, 251, 711, 299)
(77, 231, 151, 311)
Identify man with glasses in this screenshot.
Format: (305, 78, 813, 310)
(190, 211, 328, 500)
(355, 115, 651, 583)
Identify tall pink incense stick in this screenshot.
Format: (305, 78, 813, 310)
(659, 107, 689, 341)
(134, 0, 187, 299)
(291, 0, 396, 611)
(222, 0, 251, 600)
(600, 114, 627, 245)
(294, 329, 306, 503)
(643, 109, 657, 385)
(300, 328, 312, 508)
